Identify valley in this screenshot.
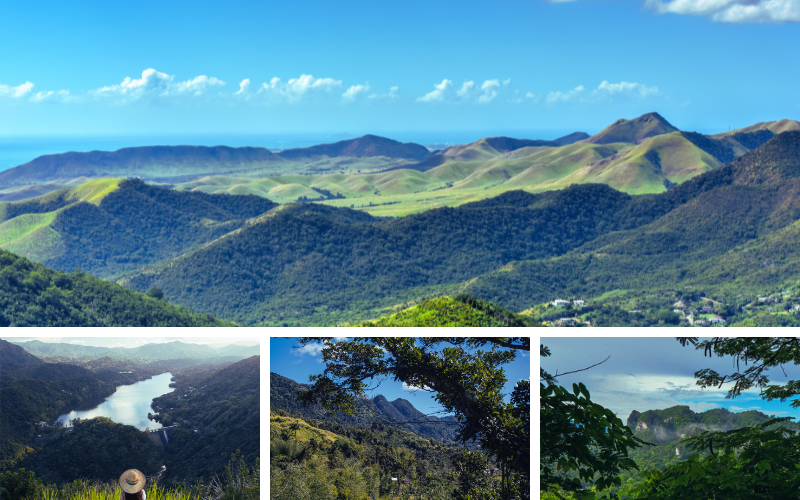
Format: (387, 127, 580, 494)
(1, 113, 800, 326)
(0, 338, 259, 494)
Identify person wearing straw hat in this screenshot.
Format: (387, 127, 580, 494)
(119, 469, 147, 500)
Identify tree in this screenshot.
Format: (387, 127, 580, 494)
(145, 287, 164, 300)
(295, 337, 530, 500)
(289, 422, 301, 442)
(677, 337, 800, 407)
(624, 418, 800, 499)
(540, 344, 648, 493)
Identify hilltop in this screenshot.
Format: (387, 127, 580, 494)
(585, 112, 679, 145)
(362, 295, 539, 327)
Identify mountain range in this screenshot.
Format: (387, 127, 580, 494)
(270, 372, 459, 443)
(2, 113, 800, 326)
(7, 340, 259, 362)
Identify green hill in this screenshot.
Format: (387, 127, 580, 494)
(0, 249, 233, 326)
(362, 295, 539, 327)
(120, 183, 676, 325)
(459, 131, 800, 316)
(0, 178, 276, 278)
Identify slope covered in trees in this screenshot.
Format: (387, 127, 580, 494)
(0, 249, 232, 327)
(0, 178, 277, 277)
(462, 131, 800, 313)
(148, 356, 260, 482)
(362, 295, 539, 327)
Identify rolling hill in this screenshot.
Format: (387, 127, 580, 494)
(460, 131, 800, 314)
(0, 178, 276, 278)
(180, 115, 800, 215)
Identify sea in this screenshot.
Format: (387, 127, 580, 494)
(0, 130, 578, 173)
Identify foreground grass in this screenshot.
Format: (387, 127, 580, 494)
(0, 454, 258, 500)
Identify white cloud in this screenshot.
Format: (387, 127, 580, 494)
(30, 90, 72, 103)
(175, 75, 225, 95)
(402, 381, 433, 391)
(342, 83, 371, 102)
(595, 80, 659, 97)
(0, 81, 34, 98)
(236, 79, 251, 95)
(368, 86, 400, 100)
(332, 337, 349, 342)
(92, 68, 225, 103)
(510, 91, 541, 104)
(417, 79, 453, 102)
(478, 79, 500, 103)
(419, 79, 503, 104)
(293, 343, 325, 357)
(645, 0, 800, 23)
(503, 79, 511, 86)
(546, 80, 658, 104)
(547, 85, 585, 103)
(457, 80, 477, 98)
(260, 74, 342, 103)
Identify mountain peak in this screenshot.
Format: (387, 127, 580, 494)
(586, 112, 679, 145)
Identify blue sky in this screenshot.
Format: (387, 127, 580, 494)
(542, 337, 800, 422)
(1, 0, 798, 138)
(270, 337, 531, 417)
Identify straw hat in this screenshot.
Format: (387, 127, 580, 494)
(119, 469, 146, 494)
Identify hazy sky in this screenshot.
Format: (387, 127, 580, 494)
(1, 0, 798, 137)
(542, 337, 800, 422)
(2, 336, 260, 349)
(271, 337, 531, 416)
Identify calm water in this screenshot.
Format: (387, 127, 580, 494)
(57, 372, 174, 430)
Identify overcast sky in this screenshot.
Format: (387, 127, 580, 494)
(1, 0, 797, 137)
(271, 337, 530, 417)
(542, 337, 800, 422)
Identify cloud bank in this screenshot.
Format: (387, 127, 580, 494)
(646, 0, 800, 23)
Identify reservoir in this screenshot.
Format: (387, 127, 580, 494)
(57, 372, 174, 430)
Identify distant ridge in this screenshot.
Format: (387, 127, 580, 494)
(0, 135, 428, 187)
(553, 131, 590, 146)
(585, 112, 679, 145)
(270, 372, 459, 442)
(482, 137, 558, 153)
(275, 134, 429, 161)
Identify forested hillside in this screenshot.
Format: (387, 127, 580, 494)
(0, 178, 276, 277)
(0, 339, 149, 468)
(463, 131, 800, 315)
(149, 356, 260, 482)
(0, 249, 232, 326)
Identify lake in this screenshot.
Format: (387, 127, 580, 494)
(57, 372, 174, 430)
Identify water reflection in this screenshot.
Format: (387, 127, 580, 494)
(57, 372, 174, 430)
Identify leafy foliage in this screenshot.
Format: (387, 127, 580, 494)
(294, 338, 530, 499)
(363, 295, 539, 327)
(540, 345, 647, 492)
